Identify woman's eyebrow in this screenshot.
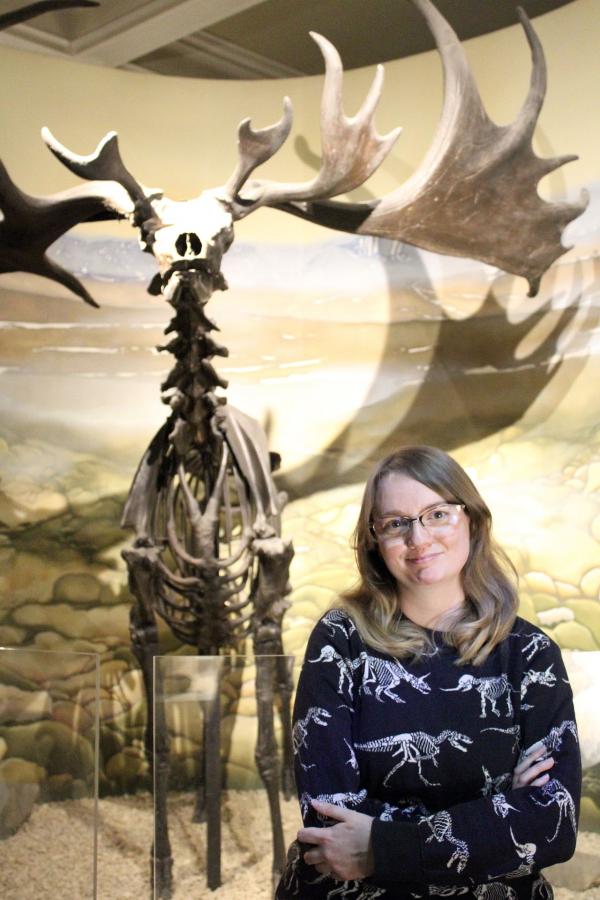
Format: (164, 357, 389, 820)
(375, 501, 444, 518)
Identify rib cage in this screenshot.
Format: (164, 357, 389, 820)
(126, 428, 281, 652)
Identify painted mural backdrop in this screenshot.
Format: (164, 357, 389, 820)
(1, 176, 599, 728)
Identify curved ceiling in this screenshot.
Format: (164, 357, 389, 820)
(0, 0, 578, 79)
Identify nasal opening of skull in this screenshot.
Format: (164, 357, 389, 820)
(175, 232, 202, 257)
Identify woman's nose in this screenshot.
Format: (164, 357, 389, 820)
(405, 518, 431, 546)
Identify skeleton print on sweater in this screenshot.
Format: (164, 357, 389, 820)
(275, 610, 580, 900)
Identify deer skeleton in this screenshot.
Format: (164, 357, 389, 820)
(0, 0, 588, 894)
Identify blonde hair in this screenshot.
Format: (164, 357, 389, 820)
(341, 446, 518, 666)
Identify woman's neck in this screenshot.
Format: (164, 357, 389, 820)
(398, 587, 465, 630)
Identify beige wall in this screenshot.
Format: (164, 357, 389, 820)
(0, 0, 597, 245)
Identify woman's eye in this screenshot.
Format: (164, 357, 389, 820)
(429, 508, 448, 522)
(385, 518, 405, 533)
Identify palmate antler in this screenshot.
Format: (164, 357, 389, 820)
(0, 156, 133, 307)
(0, 127, 164, 304)
(0, 0, 123, 307)
(228, 0, 588, 296)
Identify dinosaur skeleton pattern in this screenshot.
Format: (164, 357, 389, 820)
(491, 793, 519, 819)
(481, 725, 521, 756)
(356, 730, 472, 787)
(378, 802, 401, 821)
(520, 666, 557, 709)
(299, 788, 367, 820)
(511, 826, 536, 865)
(0, 1, 588, 895)
(540, 720, 578, 752)
(344, 737, 359, 772)
(514, 719, 578, 773)
(521, 633, 551, 663)
(322, 610, 357, 638)
(399, 799, 432, 819)
(428, 888, 470, 897)
(494, 827, 537, 880)
(281, 840, 302, 897)
(531, 876, 553, 900)
(442, 674, 513, 718)
(309, 645, 359, 697)
(480, 768, 513, 800)
(473, 885, 517, 900)
(532, 778, 577, 842)
(363, 654, 431, 701)
(422, 811, 470, 873)
(323, 883, 388, 900)
(310, 645, 430, 703)
(293, 706, 332, 769)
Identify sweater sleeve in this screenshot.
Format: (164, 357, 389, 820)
(293, 611, 417, 828)
(371, 633, 581, 884)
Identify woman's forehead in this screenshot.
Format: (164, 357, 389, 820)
(374, 472, 445, 514)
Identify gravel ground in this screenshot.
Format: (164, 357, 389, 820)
(0, 791, 302, 900)
(0, 795, 598, 899)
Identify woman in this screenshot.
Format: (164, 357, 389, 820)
(276, 446, 580, 899)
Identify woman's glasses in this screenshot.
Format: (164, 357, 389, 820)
(370, 502, 465, 544)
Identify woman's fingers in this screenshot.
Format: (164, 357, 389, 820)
(513, 748, 555, 789)
(513, 742, 546, 776)
(310, 799, 349, 821)
(519, 756, 554, 782)
(298, 827, 324, 849)
(303, 847, 325, 866)
(530, 773, 552, 787)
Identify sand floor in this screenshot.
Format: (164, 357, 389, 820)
(0, 791, 302, 899)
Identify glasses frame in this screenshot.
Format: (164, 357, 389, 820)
(369, 502, 466, 543)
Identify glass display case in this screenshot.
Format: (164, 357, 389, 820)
(153, 653, 299, 899)
(0, 645, 99, 899)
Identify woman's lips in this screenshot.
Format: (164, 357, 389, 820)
(406, 551, 441, 565)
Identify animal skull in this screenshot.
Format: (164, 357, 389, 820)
(144, 191, 234, 299)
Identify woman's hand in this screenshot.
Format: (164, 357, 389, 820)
(298, 800, 375, 881)
(512, 740, 554, 789)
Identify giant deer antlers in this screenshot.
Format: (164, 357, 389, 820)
(229, 0, 587, 296)
(0, 0, 588, 301)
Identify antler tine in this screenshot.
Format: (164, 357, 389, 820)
(42, 127, 151, 214)
(223, 98, 294, 201)
(510, 8, 584, 193)
(513, 7, 546, 141)
(311, 32, 400, 194)
(231, 32, 401, 218)
(353, 0, 589, 296)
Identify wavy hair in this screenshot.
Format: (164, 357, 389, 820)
(341, 446, 518, 665)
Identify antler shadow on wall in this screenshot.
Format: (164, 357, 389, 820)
(278, 139, 597, 498)
(279, 260, 599, 497)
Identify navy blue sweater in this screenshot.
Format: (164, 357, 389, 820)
(276, 610, 580, 899)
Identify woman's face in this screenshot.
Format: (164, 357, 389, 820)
(373, 472, 471, 596)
